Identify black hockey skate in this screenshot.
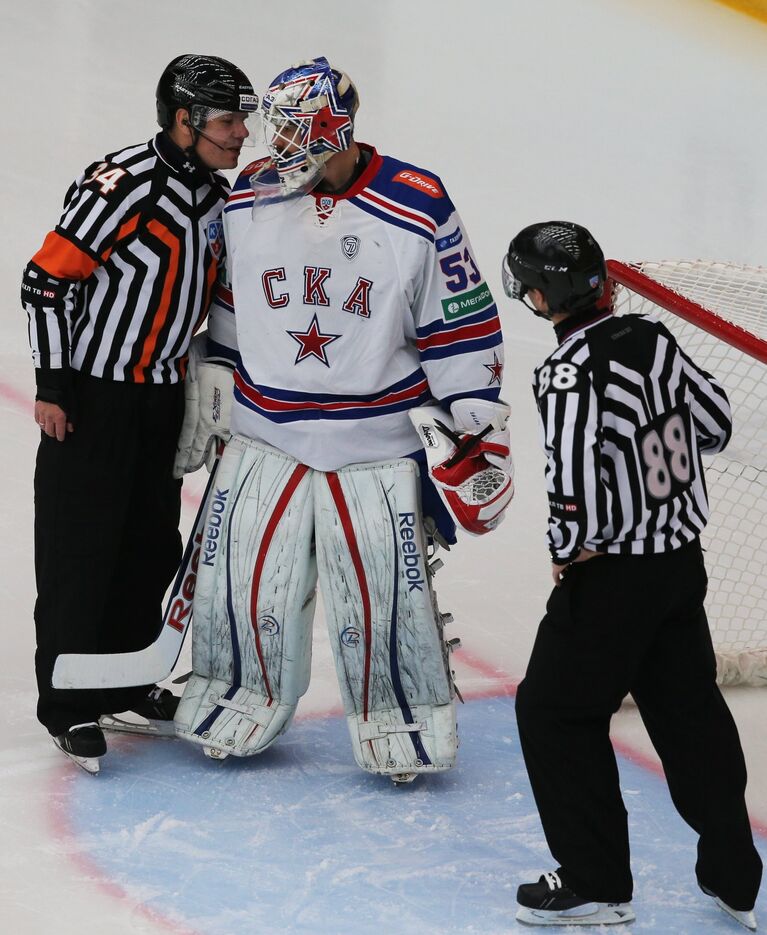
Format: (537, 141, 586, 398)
(516, 871, 635, 926)
(701, 885, 757, 931)
(99, 686, 179, 738)
(53, 722, 106, 775)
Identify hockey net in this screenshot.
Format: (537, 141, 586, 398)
(608, 259, 767, 687)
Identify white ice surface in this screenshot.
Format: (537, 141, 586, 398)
(1, 2, 766, 933)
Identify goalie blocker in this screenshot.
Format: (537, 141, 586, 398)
(409, 398, 514, 535)
(174, 437, 458, 779)
(173, 332, 234, 478)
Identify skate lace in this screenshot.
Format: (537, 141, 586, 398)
(543, 871, 563, 892)
(69, 721, 100, 732)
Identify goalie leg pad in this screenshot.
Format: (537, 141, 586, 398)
(175, 436, 317, 757)
(314, 457, 457, 776)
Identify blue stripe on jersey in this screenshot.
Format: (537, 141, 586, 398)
(416, 304, 499, 338)
(234, 385, 432, 423)
(212, 295, 235, 315)
(349, 195, 435, 243)
(224, 197, 255, 214)
(208, 338, 240, 367)
(237, 362, 428, 404)
(440, 387, 501, 409)
(419, 331, 503, 362)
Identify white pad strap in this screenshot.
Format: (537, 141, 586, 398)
(174, 437, 317, 757)
(174, 333, 234, 478)
(450, 397, 513, 473)
(313, 457, 457, 775)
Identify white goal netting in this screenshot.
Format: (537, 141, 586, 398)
(609, 260, 767, 687)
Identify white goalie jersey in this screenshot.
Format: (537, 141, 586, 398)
(207, 144, 504, 470)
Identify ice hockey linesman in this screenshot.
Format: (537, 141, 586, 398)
(21, 54, 257, 773)
(501, 221, 762, 929)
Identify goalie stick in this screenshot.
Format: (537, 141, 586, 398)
(51, 449, 223, 690)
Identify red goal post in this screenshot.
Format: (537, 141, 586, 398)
(607, 259, 767, 686)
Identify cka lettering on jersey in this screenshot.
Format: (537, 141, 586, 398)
(262, 266, 373, 318)
(398, 512, 426, 592)
(167, 531, 202, 633)
(202, 488, 230, 567)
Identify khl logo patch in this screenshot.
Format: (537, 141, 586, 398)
(206, 219, 224, 260)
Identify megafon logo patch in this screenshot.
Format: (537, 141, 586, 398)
(393, 170, 444, 198)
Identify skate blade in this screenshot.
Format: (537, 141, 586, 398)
(52, 738, 101, 775)
(702, 885, 757, 931)
(516, 903, 635, 926)
(98, 714, 175, 738)
(713, 898, 757, 931)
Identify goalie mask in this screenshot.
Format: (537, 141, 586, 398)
(502, 221, 606, 314)
(260, 56, 359, 194)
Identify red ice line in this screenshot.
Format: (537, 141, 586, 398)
(46, 751, 204, 935)
(4, 374, 761, 931)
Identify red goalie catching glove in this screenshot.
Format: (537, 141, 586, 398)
(409, 399, 514, 536)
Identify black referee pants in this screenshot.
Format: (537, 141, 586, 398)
(34, 372, 184, 736)
(515, 538, 762, 910)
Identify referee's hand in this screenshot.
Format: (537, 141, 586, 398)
(34, 400, 73, 442)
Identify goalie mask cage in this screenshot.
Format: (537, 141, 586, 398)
(608, 259, 767, 687)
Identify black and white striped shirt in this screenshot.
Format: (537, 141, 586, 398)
(21, 133, 229, 384)
(535, 307, 732, 561)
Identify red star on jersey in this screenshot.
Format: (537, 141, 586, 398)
(287, 314, 341, 366)
(307, 104, 352, 150)
(484, 353, 504, 386)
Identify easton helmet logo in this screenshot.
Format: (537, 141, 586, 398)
(341, 235, 360, 260)
(206, 220, 224, 260)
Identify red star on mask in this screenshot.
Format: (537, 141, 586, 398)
(307, 104, 352, 150)
(287, 314, 341, 366)
(484, 353, 504, 386)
